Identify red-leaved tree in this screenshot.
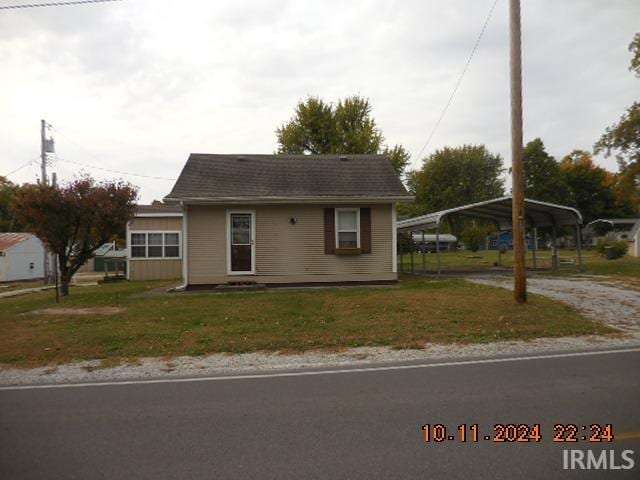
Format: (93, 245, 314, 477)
(12, 177, 138, 296)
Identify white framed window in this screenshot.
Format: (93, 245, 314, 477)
(148, 233, 163, 258)
(335, 208, 360, 249)
(129, 231, 181, 260)
(131, 233, 147, 258)
(164, 233, 180, 258)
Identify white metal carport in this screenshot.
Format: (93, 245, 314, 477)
(396, 196, 584, 274)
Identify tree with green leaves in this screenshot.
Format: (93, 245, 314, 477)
(405, 145, 505, 216)
(628, 32, 640, 78)
(12, 177, 137, 296)
(559, 150, 628, 223)
(593, 32, 639, 213)
(0, 176, 23, 232)
(522, 138, 571, 204)
(594, 100, 640, 171)
(276, 95, 410, 175)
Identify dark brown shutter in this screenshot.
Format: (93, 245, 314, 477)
(324, 208, 335, 254)
(360, 207, 371, 254)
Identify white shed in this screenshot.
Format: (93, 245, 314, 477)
(0, 233, 45, 282)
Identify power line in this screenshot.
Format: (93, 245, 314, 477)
(411, 0, 499, 169)
(48, 125, 176, 181)
(0, 0, 121, 10)
(2, 158, 38, 178)
(56, 157, 177, 181)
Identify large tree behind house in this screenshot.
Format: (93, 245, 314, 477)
(276, 95, 411, 176)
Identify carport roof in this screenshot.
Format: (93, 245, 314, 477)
(397, 196, 582, 232)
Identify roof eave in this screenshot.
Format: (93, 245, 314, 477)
(163, 195, 414, 205)
(134, 213, 184, 218)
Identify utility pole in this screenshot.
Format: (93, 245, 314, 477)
(40, 119, 50, 284)
(40, 119, 56, 284)
(40, 119, 48, 186)
(52, 172, 59, 302)
(509, 0, 526, 303)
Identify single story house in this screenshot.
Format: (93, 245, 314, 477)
(0, 233, 45, 282)
(163, 154, 412, 288)
(126, 204, 184, 280)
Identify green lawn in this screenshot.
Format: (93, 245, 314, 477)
(0, 276, 614, 368)
(398, 249, 640, 277)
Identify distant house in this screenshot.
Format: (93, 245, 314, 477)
(484, 231, 535, 251)
(587, 218, 640, 257)
(163, 154, 412, 288)
(126, 204, 184, 281)
(0, 233, 44, 282)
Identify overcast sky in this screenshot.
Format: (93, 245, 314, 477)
(0, 0, 638, 203)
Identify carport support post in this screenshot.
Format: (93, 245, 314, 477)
(575, 222, 584, 272)
(496, 225, 502, 267)
(421, 230, 426, 273)
(436, 226, 441, 276)
(532, 227, 537, 269)
(399, 232, 404, 273)
(410, 231, 415, 274)
(551, 223, 559, 272)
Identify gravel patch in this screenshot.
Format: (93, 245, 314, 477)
(1, 334, 639, 386)
(467, 276, 640, 332)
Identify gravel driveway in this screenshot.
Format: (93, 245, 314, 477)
(467, 276, 640, 332)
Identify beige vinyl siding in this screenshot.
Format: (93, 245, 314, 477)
(129, 217, 183, 231)
(187, 203, 395, 285)
(128, 216, 183, 281)
(187, 205, 227, 284)
(129, 259, 182, 281)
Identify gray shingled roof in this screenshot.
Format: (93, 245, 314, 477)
(136, 204, 183, 215)
(164, 154, 412, 202)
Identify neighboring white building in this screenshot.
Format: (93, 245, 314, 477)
(0, 233, 45, 282)
(630, 221, 640, 257)
(587, 218, 640, 257)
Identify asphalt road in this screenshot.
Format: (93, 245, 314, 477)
(1, 349, 639, 479)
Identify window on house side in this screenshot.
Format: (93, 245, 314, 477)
(336, 209, 359, 248)
(131, 233, 146, 258)
(148, 233, 164, 258)
(164, 233, 180, 257)
(130, 232, 181, 259)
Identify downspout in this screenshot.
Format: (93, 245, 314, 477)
(177, 201, 189, 291)
(125, 221, 131, 281)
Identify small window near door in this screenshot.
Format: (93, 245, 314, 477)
(232, 214, 251, 244)
(336, 209, 359, 248)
